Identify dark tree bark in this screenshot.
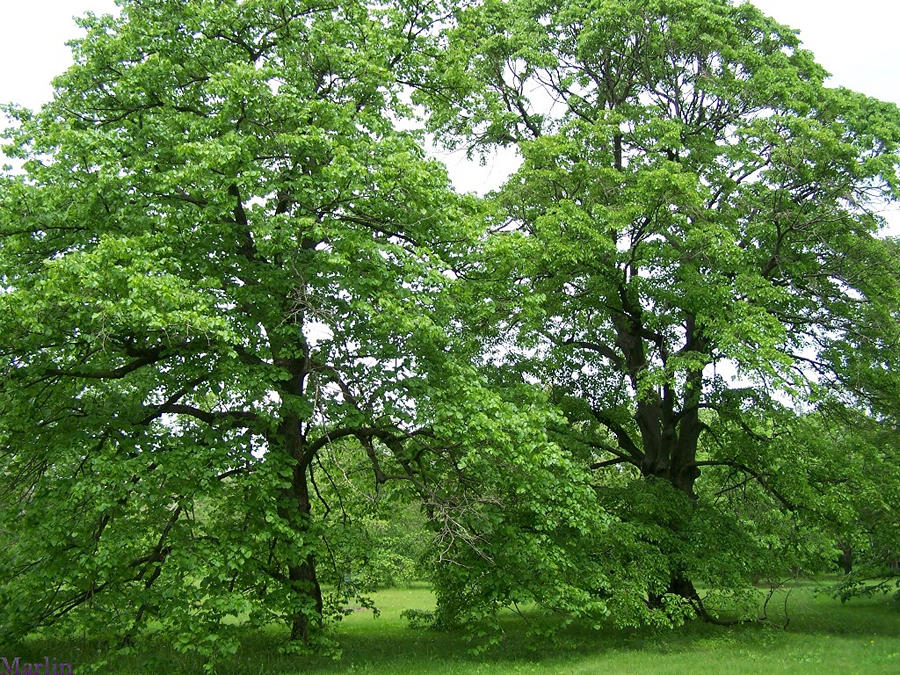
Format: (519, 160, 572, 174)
(287, 463, 324, 642)
(610, 305, 708, 608)
(272, 346, 325, 644)
(838, 542, 853, 575)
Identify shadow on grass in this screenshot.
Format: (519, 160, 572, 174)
(8, 585, 899, 674)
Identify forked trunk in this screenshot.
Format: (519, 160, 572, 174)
(638, 389, 704, 614)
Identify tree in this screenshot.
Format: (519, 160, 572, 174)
(417, 0, 900, 623)
(2, 0, 899, 659)
(0, 0, 476, 657)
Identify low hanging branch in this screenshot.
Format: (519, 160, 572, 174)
(691, 460, 798, 511)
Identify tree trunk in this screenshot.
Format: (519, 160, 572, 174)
(272, 349, 324, 643)
(838, 541, 853, 574)
(612, 308, 709, 614)
(288, 507, 324, 641)
(269, 339, 324, 643)
(637, 371, 705, 612)
(284, 458, 324, 643)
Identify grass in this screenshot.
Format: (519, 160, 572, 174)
(7, 583, 899, 673)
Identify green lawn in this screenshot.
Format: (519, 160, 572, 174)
(8, 583, 899, 673)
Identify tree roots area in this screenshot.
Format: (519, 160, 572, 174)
(10, 583, 899, 674)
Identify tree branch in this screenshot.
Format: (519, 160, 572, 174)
(45, 351, 163, 380)
(562, 338, 624, 367)
(142, 403, 259, 429)
(589, 408, 645, 464)
(590, 457, 634, 470)
(304, 425, 429, 457)
(692, 460, 797, 510)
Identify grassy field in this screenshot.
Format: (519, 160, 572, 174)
(8, 583, 899, 673)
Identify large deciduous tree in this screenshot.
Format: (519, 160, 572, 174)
(417, 0, 900, 623)
(2, 0, 898, 658)
(0, 0, 476, 656)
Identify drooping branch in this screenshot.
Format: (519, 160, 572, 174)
(308, 461, 331, 519)
(314, 455, 351, 524)
(361, 435, 387, 485)
(33, 502, 184, 629)
(589, 408, 645, 464)
(691, 460, 797, 511)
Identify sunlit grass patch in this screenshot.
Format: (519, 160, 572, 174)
(10, 582, 898, 674)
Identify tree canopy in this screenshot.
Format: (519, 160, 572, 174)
(414, 0, 899, 627)
(0, 0, 482, 655)
(1, 0, 898, 662)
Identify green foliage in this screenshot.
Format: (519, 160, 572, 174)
(412, 0, 900, 637)
(1, 0, 898, 663)
(0, 0, 474, 660)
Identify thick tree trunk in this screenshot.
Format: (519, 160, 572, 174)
(272, 346, 324, 644)
(611, 306, 710, 615)
(637, 372, 704, 613)
(288, 466, 324, 642)
(275, 454, 324, 643)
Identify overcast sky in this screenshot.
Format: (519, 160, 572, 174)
(2, 1, 898, 109)
(1, 1, 898, 224)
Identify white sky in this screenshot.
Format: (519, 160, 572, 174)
(1, 0, 898, 226)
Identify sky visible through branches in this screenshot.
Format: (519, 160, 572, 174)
(1, 0, 899, 233)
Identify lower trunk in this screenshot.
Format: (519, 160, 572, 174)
(271, 350, 323, 643)
(289, 554, 324, 642)
(642, 430, 703, 616)
(283, 457, 324, 643)
(838, 542, 853, 574)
